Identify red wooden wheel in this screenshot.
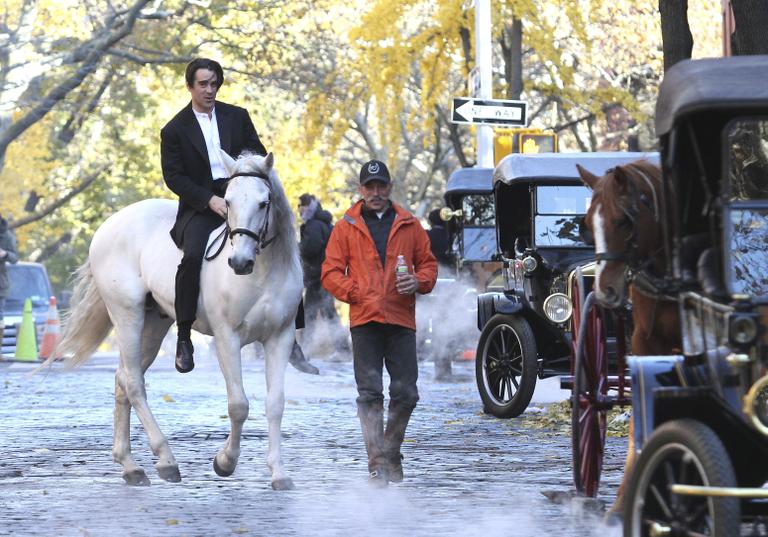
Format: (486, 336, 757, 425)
(571, 288, 609, 498)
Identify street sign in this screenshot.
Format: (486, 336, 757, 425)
(451, 97, 527, 127)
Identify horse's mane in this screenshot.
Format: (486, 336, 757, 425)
(231, 152, 300, 267)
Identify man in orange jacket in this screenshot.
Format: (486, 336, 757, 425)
(322, 159, 437, 486)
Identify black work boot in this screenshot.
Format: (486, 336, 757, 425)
(288, 340, 320, 375)
(175, 339, 195, 373)
(357, 401, 389, 487)
(384, 402, 415, 483)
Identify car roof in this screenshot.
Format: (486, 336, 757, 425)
(656, 55, 768, 136)
(444, 167, 494, 196)
(493, 152, 660, 185)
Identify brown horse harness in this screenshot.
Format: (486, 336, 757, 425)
(582, 167, 676, 300)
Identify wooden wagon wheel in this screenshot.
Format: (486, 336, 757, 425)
(571, 287, 609, 498)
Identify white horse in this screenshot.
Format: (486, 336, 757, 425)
(45, 152, 303, 490)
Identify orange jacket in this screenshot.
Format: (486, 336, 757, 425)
(321, 200, 438, 330)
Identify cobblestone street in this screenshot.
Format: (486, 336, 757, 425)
(1, 351, 625, 536)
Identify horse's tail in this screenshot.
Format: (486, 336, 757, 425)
(40, 260, 113, 369)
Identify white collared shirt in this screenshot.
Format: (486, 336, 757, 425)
(192, 106, 228, 180)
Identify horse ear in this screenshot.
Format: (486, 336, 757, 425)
(576, 164, 599, 189)
(219, 150, 237, 176)
(612, 166, 630, 189)
(263, 152, 274, 171)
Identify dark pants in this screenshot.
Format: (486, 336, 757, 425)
(351, 322, 419, 407)
(175, 210, 224, 324)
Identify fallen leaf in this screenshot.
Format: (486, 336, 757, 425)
(233, 527, 249, 534)
(165, 519, 178, 526)
(162, 394, 175, 403)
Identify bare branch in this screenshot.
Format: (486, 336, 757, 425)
(9, 167, 106, 229)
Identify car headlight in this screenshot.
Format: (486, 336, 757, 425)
(543, 293, 573, 323)
(730, 314, 758, 346)
(521, 255, 538, 273)
(744, 374, 768, 436)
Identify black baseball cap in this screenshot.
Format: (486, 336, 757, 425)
(359, 159, 391, 185)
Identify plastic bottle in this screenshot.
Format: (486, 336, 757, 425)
(395, 254, 408, 279)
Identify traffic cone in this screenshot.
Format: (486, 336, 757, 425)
(14, 297, 38, 362)
(38, 296, 60, 360)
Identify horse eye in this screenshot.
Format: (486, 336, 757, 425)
(259, 201, 268, 209)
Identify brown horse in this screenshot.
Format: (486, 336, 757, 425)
(577, 160, 681, 516)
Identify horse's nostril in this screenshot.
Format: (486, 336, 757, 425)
(604, 286, 617, 301)
(244, 260, 254, 272)
(228, 258, 234, 268)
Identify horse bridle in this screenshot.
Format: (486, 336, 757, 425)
(204, 171, 276, 261)
(582, 167, 675, 299)
(582, 167, 659, 266)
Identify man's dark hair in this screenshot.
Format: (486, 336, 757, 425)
(298, 193, 315, 206)
(185, 58, 224, 88)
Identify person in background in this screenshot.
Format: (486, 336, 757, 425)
(298, 194, 349, 358)
(426, 208, 452, 275)
(322, 159, 437, 486)
(0, 214, 19, 349)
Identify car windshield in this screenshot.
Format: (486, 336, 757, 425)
(7, 265, 50, 308)
(534, 185, 592, 247)
(461, 194, 495, 227)
(462, 227, 496, 261)
(727, 208, 768, 297)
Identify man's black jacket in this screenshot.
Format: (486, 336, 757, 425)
(160, 100, 266, 246)
(299, 206, 333, 287)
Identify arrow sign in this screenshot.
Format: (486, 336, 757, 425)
(451, 97, 528, 127)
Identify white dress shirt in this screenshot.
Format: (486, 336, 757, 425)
(192, 107, 228, 180)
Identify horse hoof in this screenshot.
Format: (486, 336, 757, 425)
(271, 478, 295, 491)
(157, 465, 181, 483)
(213, 456, 234, 477)
(122, 469, 151, 486)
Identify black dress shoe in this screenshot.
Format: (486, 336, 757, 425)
(288, 340, 319, 375)
(175, 340, 194, 373)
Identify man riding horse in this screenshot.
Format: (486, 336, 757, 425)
(161, 58, 316, 374)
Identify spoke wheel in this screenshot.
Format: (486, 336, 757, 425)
(476, 314, 537, 418)
(571, 291, 609, 497)
(624, 420, 740, 537)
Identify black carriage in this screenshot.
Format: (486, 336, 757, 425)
(475, 152, 658, 422)
(621, 56, 768, 536)
(438, 166, 500, 288)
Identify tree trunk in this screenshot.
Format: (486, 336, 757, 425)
(500, 17, 523, 100)
(730, 0, 768, 54)
(659, 0, 693, 72)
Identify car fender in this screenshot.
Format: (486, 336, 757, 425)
(628, 355, 685, 451)
(477, 292, 523, 330)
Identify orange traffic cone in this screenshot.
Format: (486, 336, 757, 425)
(38, 296, 61, 360)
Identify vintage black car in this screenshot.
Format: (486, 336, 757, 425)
(622, 55, 768, 537)
(438, 166, 500, 288)
(476, 152, 658, 419)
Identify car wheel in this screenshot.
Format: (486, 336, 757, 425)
(475, 314, 537, 418)
(624, 419, 740, 537)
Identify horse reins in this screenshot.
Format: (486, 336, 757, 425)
(204, 171, 277, 261)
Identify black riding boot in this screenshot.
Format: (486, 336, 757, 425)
(357, 401, 388, 487)
(289, 340, 320, 375)
(384, 402, 415, 483)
